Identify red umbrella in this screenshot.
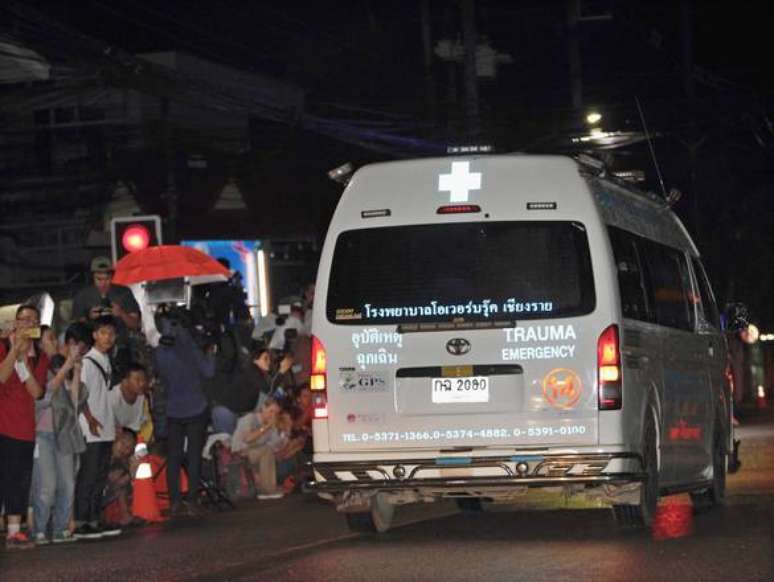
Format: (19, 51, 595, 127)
(112, 245, 231, 286)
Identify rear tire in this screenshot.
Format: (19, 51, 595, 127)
(344, 493, 395, 534)
(613, 411, 659, 529)
(690, 420, 726, 514)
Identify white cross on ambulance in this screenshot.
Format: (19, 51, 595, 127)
(438, 161, 481, 202)
(306, 152, 731, 535)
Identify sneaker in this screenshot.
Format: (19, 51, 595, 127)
(34, 532, 50, 546)
(100, 524, 122, 537)
(257, 492, 284, 500)
(73, 523, 103, 540)
(5, 532, 35, 550)
(52, 530, 77, 544)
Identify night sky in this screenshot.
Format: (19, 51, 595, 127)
(8, 1, 774, 325)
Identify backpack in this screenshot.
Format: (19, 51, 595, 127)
(212, 441, 255, 501)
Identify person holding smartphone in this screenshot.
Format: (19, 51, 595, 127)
(0, 304, 48, 550)
(31, 330, 87, 545)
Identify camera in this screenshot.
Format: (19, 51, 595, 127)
(155, 303, 220, 349)
(91, 298, 113, 318)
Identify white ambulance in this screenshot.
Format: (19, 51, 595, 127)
(307, 154, 731, 533)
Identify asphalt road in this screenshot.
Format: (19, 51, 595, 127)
(2, 406, 773, 582)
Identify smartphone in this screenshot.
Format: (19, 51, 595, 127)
(25, 327, 41, 340)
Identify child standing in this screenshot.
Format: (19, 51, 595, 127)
(73, 316, 121, 540)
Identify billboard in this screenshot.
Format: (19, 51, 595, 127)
(180, 239, 267, 318)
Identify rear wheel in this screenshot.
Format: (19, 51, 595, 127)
(690, 420, 726, 514)
(613, 411, 659, 529)
(344, 493, 395, 534)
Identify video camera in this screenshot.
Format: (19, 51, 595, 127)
(155, 303, 220, 349)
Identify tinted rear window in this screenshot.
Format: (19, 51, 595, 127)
(326, 221, 595, 324)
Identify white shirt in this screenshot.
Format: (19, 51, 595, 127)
(78, 348, 115, 443)
(232, 412, 281, 453)
(110, 386, 146, 432)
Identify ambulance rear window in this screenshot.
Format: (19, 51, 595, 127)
(326, 221, 595, 324)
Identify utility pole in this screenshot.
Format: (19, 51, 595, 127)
(681, 0, 701, 244)
(161, 97, 177, 243)
(460, 0, 480, 137)
(420, 0, 438, 131)
(566, 0, 583, 110)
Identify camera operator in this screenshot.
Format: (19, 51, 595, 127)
(152, 306, 215, 517)
(71, 257, 140, 382)
(268, 302, 306, 351)
(202, 258, 250, 328)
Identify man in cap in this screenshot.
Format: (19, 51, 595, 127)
(72, 257, 140, 331)
(71, 257, 141, 381)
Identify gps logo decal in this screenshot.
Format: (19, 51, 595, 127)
(339, 370, 388, 393)
(542, 368, 582, 409)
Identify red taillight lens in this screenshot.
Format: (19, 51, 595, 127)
(436, 204, 481, 214)
(311, 335, 327, 378)
(310, 335, 328, 419)
(598, 324, 622, 410)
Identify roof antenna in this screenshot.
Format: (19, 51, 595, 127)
(635, 96, 668, 200)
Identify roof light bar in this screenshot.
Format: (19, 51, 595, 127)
(447, 144, 494, 155)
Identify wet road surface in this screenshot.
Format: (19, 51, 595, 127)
(2, 406, 773, 582)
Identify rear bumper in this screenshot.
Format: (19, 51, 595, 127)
(305, 452, 646, 494)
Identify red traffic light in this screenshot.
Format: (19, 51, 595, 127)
(122, 224, 151, 253)
(110, 215, 162, 263)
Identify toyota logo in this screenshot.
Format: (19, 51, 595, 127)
(446, 338, 471, 356)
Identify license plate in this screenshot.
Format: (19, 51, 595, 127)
(431, 376, 489, 403)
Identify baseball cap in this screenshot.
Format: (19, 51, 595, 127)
(90, 256, 114, 273)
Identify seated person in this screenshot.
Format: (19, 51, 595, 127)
(270, 351, 296, 404)
(111, 362, 149, 433)
(274, 408, 308, 492)
(231, 398, 283, 499)
(293, 384, 313, 435)
(103, 429, 140, 527)
(211, 347, 271, 435)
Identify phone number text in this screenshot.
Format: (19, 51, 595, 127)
(341, 425, 588, 443)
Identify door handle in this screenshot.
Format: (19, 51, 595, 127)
(708, 344, 714, 357)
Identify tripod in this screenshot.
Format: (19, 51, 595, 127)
(151, 451, 235, 512)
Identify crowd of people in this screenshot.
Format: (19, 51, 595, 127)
(0, 256, 316, 550)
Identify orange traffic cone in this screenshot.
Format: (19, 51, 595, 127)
(652, 495, 693, 541)
(132, 443, 165, 523)
(756, 385, 768, 409)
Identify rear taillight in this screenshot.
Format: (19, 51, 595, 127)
(597, 324, 622, 410)
(311, 335, 328, 419)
